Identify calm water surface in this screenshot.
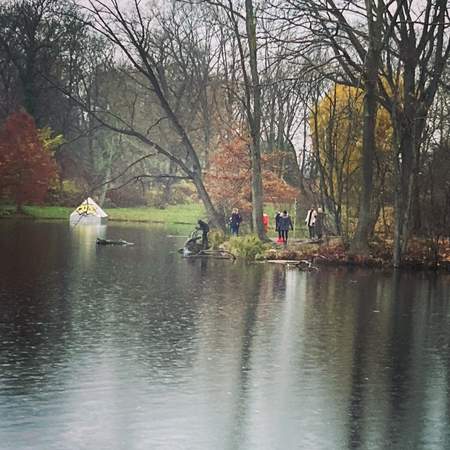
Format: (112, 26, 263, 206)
(0, 221, 449, 450)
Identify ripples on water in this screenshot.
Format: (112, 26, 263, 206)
(0, 221, 449, 449)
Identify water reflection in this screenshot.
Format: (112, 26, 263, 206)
(70, 223, 107, 268)
(0, 222, 450, 449)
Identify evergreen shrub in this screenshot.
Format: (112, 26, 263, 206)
(209, 230, 226, 249)
(226, 234, 269, 260)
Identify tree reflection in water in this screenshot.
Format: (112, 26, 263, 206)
(0, 222, 449, 449)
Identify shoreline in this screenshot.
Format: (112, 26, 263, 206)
(2, 208, 449, 272)
(262, 238, 450, 272)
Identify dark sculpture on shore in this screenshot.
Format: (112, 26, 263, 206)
(179, 228, 235, 261)
(181, 230, 204, 256)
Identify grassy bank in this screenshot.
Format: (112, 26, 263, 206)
(0, 203, 205, 225)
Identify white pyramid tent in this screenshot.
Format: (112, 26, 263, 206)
(70, 197, 108, 225)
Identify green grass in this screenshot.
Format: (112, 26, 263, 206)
(23, 206, 73, 219)
(1, 202, 310, 237)
(107, 203, 205, 224)
(0, 203, 205, 225)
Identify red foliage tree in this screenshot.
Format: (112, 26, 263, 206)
(205, 134, 298, 218)
(0, 111, 58, 212)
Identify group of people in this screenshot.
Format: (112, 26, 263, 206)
(195, 204, 324, 251)
(274, 207, 324, 244)
(275, 210, 294, 245)
(229, 209, 295, 245)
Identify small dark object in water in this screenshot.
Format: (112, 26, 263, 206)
(293, 260, 318, 271)
(96, 238, 134, 246)
(180, 249, 236, 261)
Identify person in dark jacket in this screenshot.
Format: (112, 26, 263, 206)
(196, 219, 210, 249)
(315, 207, 324, 239)
(275, 211, 282, 242)
(229, 208, 242, 236)
(278, 210, 294, 245)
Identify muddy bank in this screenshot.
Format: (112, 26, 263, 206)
(264, 237, 450, 271)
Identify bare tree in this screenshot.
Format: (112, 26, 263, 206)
(244, 0, 265, 239)
(378, 0, 450, 266)
(267, 0, 450, 264)
(80, 0, 226, 228)
(189, 0, 266, 238)
(0, 0, 89, 127)
(349, 0, 384, 253)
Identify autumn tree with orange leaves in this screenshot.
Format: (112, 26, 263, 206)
(0, 111, 58, 212)
(205, 135, 298, 221)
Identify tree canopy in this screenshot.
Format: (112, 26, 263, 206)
(205, 133, 298, 217)
(0, 111, 58, 211)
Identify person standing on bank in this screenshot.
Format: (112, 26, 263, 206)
(275, 211, 282, 242)
(262, 212, 269, 234)
(315, 207, 324, 240)
(305, 206, 317, 239)
(229, 208, 242, 236)
(196, 219, 210, 249)
(278, 210, 294, 245)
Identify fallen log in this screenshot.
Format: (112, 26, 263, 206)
(96, 238, 134, 246)
(181, 249, 236, 261)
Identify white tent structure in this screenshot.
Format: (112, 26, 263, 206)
(69, 197, 108, 225)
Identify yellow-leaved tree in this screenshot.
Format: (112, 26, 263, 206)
(310, 83, 392, 237)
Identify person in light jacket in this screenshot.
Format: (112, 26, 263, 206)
(278, 210, 294, 245)
(305, 206, 317, 239)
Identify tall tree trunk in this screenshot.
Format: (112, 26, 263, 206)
(192, 173, 225, 230)
(98, 164, 111, 206)
(161, 158, 177, 206)
(350, 0, 381, 254)
(245, 0, 265, 240)
(98, 136, 115, 206)
(392, 115, 417, 266)
(392, 39, 418, 266)
(350, 73, 377, 252)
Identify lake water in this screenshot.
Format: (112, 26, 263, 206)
(0, 220, 449, 450)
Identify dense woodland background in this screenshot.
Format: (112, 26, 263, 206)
(0, 0, 449, 266)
